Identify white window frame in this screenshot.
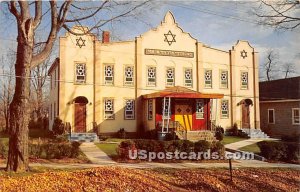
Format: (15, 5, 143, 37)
(241, 71, 248, 89)
(147, 66, 156, 86)
(148, 99, 153, 120)
(292, 108, 300, 125)
(104, 64, 114, 85)
(75, 63, 86, 83)
(204, 69, 212, 88)
(184, 68, 193, 87)
(196, 99, 204, 119)
(124, 99, 135, 120)
(268, 109, 275, 124)
(124, 65, 134, 86)
(221, 100, 229, 119)
(166, 67, 175, 87)
(104, 98, 114, 120)
(220, 70, 228, 89)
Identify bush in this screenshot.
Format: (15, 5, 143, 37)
(52, 117, 65, 136)
(281, 135, 300, 143)
(142, 130, 158, 140)
(226, 123, 238, 136)
(117, 140, 136, 159)
(194, 140, 211, 153)
(0, 140, 8, 159)
(211, 141, 225, 158)
(117, 128, 127, 139)
(215, 126, 224, 141)
(165, 131, 179, 141)
(52, 135, 68, 143)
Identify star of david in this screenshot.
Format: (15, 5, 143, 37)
(164, 30, 176, 46)
(76, 37, 86, 48)
(241, 50, 247, 59)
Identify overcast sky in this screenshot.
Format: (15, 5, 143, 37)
(0, 1, 299, 81)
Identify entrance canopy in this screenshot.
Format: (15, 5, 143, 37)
(142, 86, 224, 99)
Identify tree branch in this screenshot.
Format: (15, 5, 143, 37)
(33, 1, 42, 29)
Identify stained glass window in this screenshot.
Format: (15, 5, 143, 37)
(75, 63, 86, 83)
(184, 68, 192, 87)
(147, 66, 156, 86)
(148, 99, 153, 120)
(196, 99, 204, 119)
(221, 100, 229, 118)
(241, 72, 248, 89)
(124, 66, 134, 86)
(205, 69, 212, 88)
(220, 70, 228, 88)
(104, 99, 114, 119)
(124, 99, 135, 120)
(166, 68, 175, 86)
(105, 65, 114, 85)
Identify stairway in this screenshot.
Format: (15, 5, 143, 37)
(240, 129, 269, 139)
(176, 131, 217, 142)
(68, 132, 99, 142)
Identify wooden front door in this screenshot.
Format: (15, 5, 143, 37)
(74, 103, 86, 132)
(242, 104, 250, 128)
(175, 104, 192, 131)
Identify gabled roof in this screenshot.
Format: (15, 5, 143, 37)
(48, 58, 59, 75)
(142, 86, 224, 99)
(259, 76, 300, 101)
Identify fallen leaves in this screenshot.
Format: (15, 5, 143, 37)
(0, 167, 299, 192)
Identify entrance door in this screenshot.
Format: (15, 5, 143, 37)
(242, 104, 250, 128)
(175, 104, 192, 131)
(74, 103, 86, 132)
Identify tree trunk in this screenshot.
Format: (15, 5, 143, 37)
(6, 31, 33, 172)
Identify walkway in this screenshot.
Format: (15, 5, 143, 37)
(79, 142, 116, 165)
(225, 138, 270, 150)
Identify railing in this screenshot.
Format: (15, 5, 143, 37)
(157, 120, 187, 140)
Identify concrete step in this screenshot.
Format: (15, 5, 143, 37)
(175, 131, 217, 142)
(240, 129, 269, 139)
(68, 132, 99, 142)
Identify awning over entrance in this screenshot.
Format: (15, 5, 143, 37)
(142, 86, 224, 99)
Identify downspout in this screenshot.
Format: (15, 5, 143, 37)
(229, 50, 233, 128)
(252, 51, 257, 129)
(135, 37, 138, 132)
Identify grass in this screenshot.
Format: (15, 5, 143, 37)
(239, 143, 261, 154)
(221, 136, 247, 145)
(95, 143, 118, 158)
(104, 138, 127, 143)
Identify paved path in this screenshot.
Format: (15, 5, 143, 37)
(79, 142, 116, 165)
(225, 139, 266, 150)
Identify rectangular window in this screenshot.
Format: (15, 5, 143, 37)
(268, 109, 275, 124)
(104, 65, 114, 85)
(292, 108, 300, 125)
(104, 98, 114, 120)
(147, 66, 156, 86)
(148, 99, 153, 120)
(75, 63, 86, 83)
(220, 70, 228, 88)
(184, 68, 192, 87)
(196, 99, 204, 119)
(241, 71, 248, 89)
(221, 100, 229, 118)
(124, 66, 134, 86)
(166, 67, 175, 86)
(124, 99, 135, 120)
(204, 69, 212, 88)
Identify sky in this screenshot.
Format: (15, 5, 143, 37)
(0, 1, 299, 81)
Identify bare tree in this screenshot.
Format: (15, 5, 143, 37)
(282, 62, 296, 78)
(254, 0, 300, 30)
(4, 0, 152, 172)
(0, 56, 14, 134)
(263, 49, 279, 81)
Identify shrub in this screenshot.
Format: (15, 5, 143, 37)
(52, 135, 68, 143)
(211, 141, 225, 158)
(0, 140, 8, 159)
(281, 135, 300, 143)
(165, 131, 179, 141)
(215, 126, 224, 141)
(257, 141, 288, 160)
(194, 140, 211, 153)
(226, 123, 238, 136)
(117, 128, 127, 139)
(168, 140, 194, 153)
(52, 117, 65, 136)
(143, 130, 157, 140)
(117, 140, 136, 159)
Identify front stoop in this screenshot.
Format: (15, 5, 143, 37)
(68, 132, 99, 142)
(240, 129, 270, 139)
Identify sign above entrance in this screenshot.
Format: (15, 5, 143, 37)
(145, 49, 194, 58)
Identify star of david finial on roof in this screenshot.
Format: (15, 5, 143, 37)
(241, 50, 247, 59)
(76, 37, 86, 48)
(164, 30, 176, 46)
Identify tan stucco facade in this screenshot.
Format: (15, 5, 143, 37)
(48, 11, 260, 134)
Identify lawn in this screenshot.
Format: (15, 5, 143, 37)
(95, 143, 118, 158)
(0, 167, 299, 191)
(239, 143, 261, 154)
(221, 136, 247, 145)
(104, 138, 127, 143)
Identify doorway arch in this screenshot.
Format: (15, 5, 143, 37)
(238, 99, 253, 128)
